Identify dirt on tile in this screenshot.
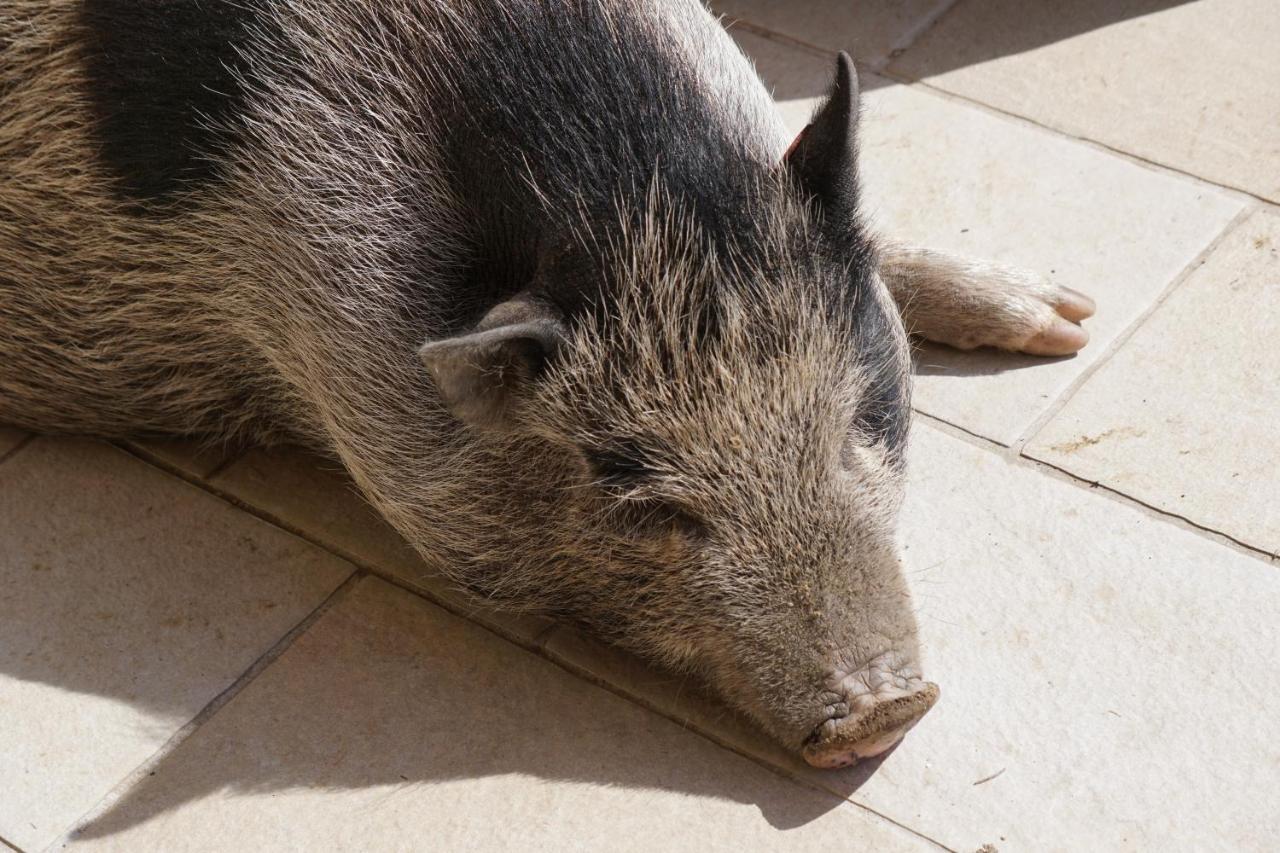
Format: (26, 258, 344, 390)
(1048, 426, 1145, 454)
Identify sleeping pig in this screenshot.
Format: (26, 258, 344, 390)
(0, 0, 1094, 767)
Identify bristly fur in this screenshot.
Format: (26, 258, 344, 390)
(0, 0, 922, 749)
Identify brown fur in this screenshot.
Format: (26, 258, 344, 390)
(0, 0, 1089, 754)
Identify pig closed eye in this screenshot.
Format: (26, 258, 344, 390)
(584, 445, 708, 539)
(614, 498, 708, 541)
(585, 444, 653, 490)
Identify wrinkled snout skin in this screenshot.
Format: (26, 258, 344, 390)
(0, 0, 940, 765)
(804, 653, 940, 769)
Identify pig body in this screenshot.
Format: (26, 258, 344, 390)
(0, 0, 1093, 765)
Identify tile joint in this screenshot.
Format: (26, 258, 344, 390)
(46, 571, 364, 852)
(1011, 204, 1258, 452)
(0, 432, 36, 469)
(914, 413, 1278, 565)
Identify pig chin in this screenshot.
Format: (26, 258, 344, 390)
(799, 651, 940, 770)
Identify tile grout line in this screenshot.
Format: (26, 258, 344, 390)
(111, 410, 1273, 847)
(0, 831, 24, 853)
(1009, 203, 1259, 451)
(871, 0, 966, 73)
(112, 445, 957, 850)
(0, 433, 35, 469)
(197, 451, 242, 482)
(726, 12, 1271, 208)
(722, 18, 831, 59)
(111, 442, 557, 656)
(723, 27, 1275, 559)
(43, 571, 366, 853)
(869, 65, 1269, 207)
(535, 645, 956, 852)
(2, 19, 1266, 847)
(913, 412, 1278, 564)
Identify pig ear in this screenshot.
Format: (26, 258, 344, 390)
(784, 51, 860, 212)
(418, 296, 566, 431)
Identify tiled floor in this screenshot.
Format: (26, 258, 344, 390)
(3, 2, 1277, 851)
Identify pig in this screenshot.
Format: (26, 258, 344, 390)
(0, 0, 1094, 768)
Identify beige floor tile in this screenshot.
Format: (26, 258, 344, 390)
(124, 438, 236, 480)
(889, 0, 1280, 202)
(211, 447, 554, 644)
(64, 577, 936, 853)
(713, 0, 953, 65)
(1026, 208, 1280, 555)
(0, 426, 27, 460)
(865, 425, 1280, 850)
(547, 423, 1280, 850)
(0, 439, 353, 852)
(733, 32, 1244, 443)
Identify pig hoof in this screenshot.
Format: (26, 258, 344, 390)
(1052, 286, 1096, 323)
(1013, 286, 1095, 356)
(1021, 315, 1090, 356)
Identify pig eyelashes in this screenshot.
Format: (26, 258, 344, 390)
(611, 497, 708, 542)
(583, 444, 708, 539)
(584, 443, 655, 491)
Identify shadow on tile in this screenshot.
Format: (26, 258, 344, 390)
(911, 341, 1081, 379)
(893, 0, 1196, 80)
(68, 580, 864, 844)
(0, 439, 354, 849)
(726, 23, 899, 101)
(725, 0, 1195, 101)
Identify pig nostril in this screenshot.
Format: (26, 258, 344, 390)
(802, 681, 939, 769)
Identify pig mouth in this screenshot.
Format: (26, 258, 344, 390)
(802, 672, 940, 770)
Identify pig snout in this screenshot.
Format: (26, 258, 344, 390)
(801, 658, 940, 770)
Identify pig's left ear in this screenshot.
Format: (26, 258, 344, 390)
(418, 295, 566, 431)
(784, 51, 860, 213)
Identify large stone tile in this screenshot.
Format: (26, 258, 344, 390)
(890, 0, 1280, 202)
(65, 578, 936, 852)
(1026, 208, 1280, 555)
(0, 439, 353, 852)
(733, 32, 1244, 442)
(865, 426, 1280, 849)
(211, 447, 554, 644)
(549, 423, 1280, 850)
(713, 0, 954, 66)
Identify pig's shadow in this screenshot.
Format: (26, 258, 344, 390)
(733, 0, 1196, 101)
(6, 1, 1190, 840)
(0, 449, 884, 842)
(912, 339, 1080, 378)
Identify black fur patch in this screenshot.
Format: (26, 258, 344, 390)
(429, 3, 770, 280)
(78, 0, 272, 205)
(850, 290, 911, 463)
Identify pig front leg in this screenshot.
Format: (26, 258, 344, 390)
(877, 241, 1096, 356)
